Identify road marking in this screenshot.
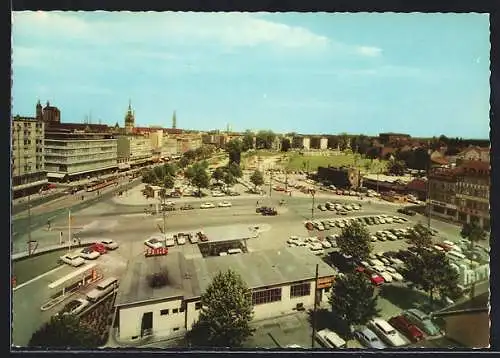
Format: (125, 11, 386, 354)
(13, 265, 65, 291)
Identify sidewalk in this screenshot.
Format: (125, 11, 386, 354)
(12, 238, 97, 261)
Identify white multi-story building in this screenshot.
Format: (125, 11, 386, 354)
(319, 137, 328, 150)
(114, 247, 336, 342)
(11, 116, 47, 197)
(44, 131, 118, 181)
(117, 135, 152, 167)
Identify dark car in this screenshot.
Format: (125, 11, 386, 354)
(180, 204, 194, 210)
(162, 206, 176, 212)
(262, 207, 278, 216)
(229, 192, 241, 196)
(197, 231, 209, 242)
(256, 206, 266, 213)
(305, 222, 314, 231)
(389, 315, 425, 343)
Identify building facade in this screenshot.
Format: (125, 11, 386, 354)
(124, 101, 135, 134)
(11, 116, 47, 197)
(428, 167, 459, 222)
(36, 100, 61, 124)
(457, 146, 490, 164)
(44, 130, 117, 181)
(317, 166, 361, 189)
(117, 135, 153, 167)
(455, 161, 490, 229)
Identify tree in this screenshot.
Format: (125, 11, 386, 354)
(163, 163, 178, 177)
(387, 160, 407, 176)
(186, 270, 255, 348)
(402, 250, 459, 306)
(29, 314, 100, 348)
(226, 139, 243, 165)
(189, 163, 210, 195)
(411, 148, 430, 170)
(255, 130, 276, 150)
(227, 162, 242, 178)
(183, 149, 197, 163)
(249, 170, 264, 189)
(329, 272, 379, 327)
(142, 169, 157, 184)
(178, 156, 190, 168)
(337, 221, 372, 261)
(460, 221, 487, 250)
(223, 172, 236, 187)
(365, 147, 380, 160)
(163, 174, 175, 189)
(281, 138, 291, 152)
(241, 130, 255, 152)
(212, 167, 225, 182)
(407, 224, 433, 250)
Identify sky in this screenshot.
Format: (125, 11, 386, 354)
(11, 12, 490, 138)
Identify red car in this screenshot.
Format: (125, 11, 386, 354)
(305, 222, 314, 231)
(388, 315, 425, 343)
(369, 273, 385, 286)
(90, 243, 107, 254)
(435, 243, 453, 252)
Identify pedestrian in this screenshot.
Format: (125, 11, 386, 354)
(81, 195, 84, 201)
(47, 219, 51, 231)
(78, 237, 81, 245)
(59, 231, 63, 245)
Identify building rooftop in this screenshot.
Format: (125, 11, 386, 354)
(363, 173, 413, 184)
(201, 224, 260, 243)
(192, 247, 337, 294)
(115, 247, 337, 308)
(115, 251, 200, 307)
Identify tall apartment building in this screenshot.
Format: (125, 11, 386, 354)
(11, 116, 47, 198)
(117, 135, 152, 167)
(429, 160, 490, 230)
(44, 129, 118, 182)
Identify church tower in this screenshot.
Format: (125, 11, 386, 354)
(124, 99, 135, 134)
(36, 100, 43, 121)
(172, 111, 177, 129)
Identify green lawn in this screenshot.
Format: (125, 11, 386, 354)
(285, 152, 387, 174)
(13, 250, 64, 285)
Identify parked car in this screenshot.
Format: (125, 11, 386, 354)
(197, 231, 209, 242)
(176, 234, 187, 245)
(402, 309, 441, 336)
(165, 234, 176, 247)
(100, 239, 118, 250)
(60, 253, 85, 267)
(189, 233, 199, 244)
(200, 202, 216, 209)
(180, 204, 195, 210)
(90, 243, 107, 254)
(369, 273, 385, 286)
(145, 236, 164, 249)
(315, 328, 347, 348)
(354, 326, 387, 349)
(262, 207, 278, 216)
(388, 315, 425, 343)
(218, 201, 232, 207)
(57, 298, 89, 316)
(80, 247, 100, 260)
(368, 318, 407, 347)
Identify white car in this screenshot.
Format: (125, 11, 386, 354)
(164, 200, 175, 206)
(287, 236, 300, 244)
(321, 240, 332, 249)
(368, 318, 407, 347)
(60, 253, 85, 267)
(370, 236, 378, 242)
(315, 328, 347, 348)
(100, 239, 118, 250)
(379, 218, 386, 224)
(389, 271, 404, 281)
(211, 191, 225, 197)
(58, 298, 90, 316)
(176, 235, 186, 245)
(80, 247, 100, 260)
(200, 202, 216, 209)
(218, 201, 232, 207)
(145, 236, 164, 249)
(164, 234, 176, 247)
(379, 272, 393, 283)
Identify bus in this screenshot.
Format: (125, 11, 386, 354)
(41, 263, 100, 311)
(86, 178, 118, 192)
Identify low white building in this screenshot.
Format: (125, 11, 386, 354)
(114, 247, 336, 343)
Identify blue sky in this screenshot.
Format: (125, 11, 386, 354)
(12, 12, 490, 138)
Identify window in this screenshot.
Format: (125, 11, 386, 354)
(173, 327, 179, 331)
(290, 282, 311, 298)
(252, 287, 282, 305)
(173, 308, 178, 314)
(160, 309, 169, 315)
(195, 302, 202, 310)
(180, 305, 185, 313)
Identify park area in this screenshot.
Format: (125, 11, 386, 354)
(243, 150, 388, 174)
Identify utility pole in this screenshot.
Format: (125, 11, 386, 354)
(269, 170, 273, 198)
(311, 263, 319, 348)
(162, 197, 166, 235)
(310, 189, 316, 220)
(427, 154, 432, 230)
(68, 209, 72, 252)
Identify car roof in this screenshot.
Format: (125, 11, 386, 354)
(408, 308, 427, 319)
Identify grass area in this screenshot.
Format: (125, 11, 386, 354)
(13, 250, 64, 285)
(285, 152, 387, 174)
(243, 150, 279, 159)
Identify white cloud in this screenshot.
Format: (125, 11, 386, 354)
(356, 46, 383, 57)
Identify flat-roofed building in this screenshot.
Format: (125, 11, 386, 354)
(44, 129, 118, 182)
(11, 116, 47, 197)
(317, 166, 361, 189)
(114, 247, 336, 342)
(117, 135, 153, 168)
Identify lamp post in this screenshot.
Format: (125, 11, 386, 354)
(310, 189, 316, 220)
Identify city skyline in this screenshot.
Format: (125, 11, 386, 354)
(12, 12, 490, 138)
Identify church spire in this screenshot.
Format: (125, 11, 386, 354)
(128, 99, 132, 112)
(172, 110, 177, 129)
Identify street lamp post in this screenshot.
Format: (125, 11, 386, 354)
(310, 189, 316, 220)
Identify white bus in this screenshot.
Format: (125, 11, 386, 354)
(86, 276, 119, 303)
